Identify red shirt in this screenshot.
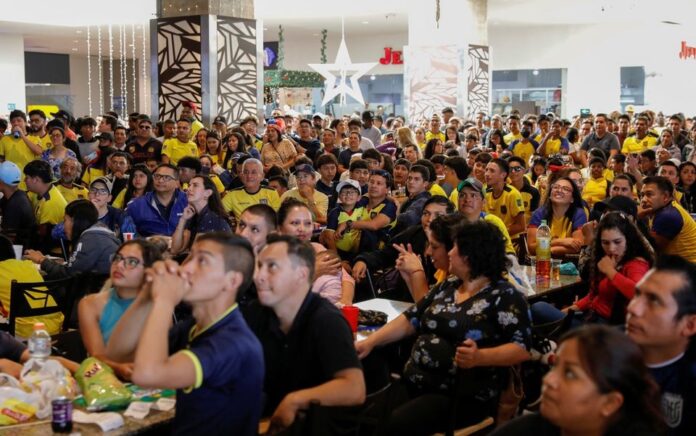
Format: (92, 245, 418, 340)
(576, 257, 650, 320)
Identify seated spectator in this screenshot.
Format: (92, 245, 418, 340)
(484, 158, 526, 237)
(127, 164, 188, 237)
(88, 177, 137, 241)
(658, 160, 684, 203)
(494, 325, 663, 436)
(392, 158, 411, 189)
(640, 176, 696, 262)
(235, 204, 277, 256)
(104, 151, 131, 200)
(356, 221, 531, 435)
(508, 156, 540, 225)
(25, 200, 120, 279)
(41, 126, 77, 179)
(23, 159, 67, 251)
(415, 159, 447, 198)
(108, 233, 264, 435)
(82, 133, 115, 185)
(472, 151, 493, 183)
(442, 156, 469, 208)
(532, 212, 654, 326)
(346, 159, 370, 194)
(508, 120, 539, 164)
(0, 235, 63, 337)
(53, 157, 88, 204)
(277, 199, 354, 305)
(222, 158, 280, 220)
(528, 176, 587, 257)
(0, 161, 35, 247)
(589, 173, 636, 221)
(351, 169, 397, 252)
(392, 164, 432, 235)
(161, 118, 198, 166)
(267, 174, 288, 198)
(171, 175, 230, 255)
(78, 239, 163, 380)
(582, 157, 609, 208)
(323, 179, 363, 259)
(177, 156, 224, 194)
(0, 330, 78, 378)
(112, 163, 153, 209)
(126, 117, 162, 165)
(244, 234, 365, 431)
(280, 164, 329, 225)
(678, 161, 696, 213)
(314, 154, 338, 206)
(626, 255, 696, 435)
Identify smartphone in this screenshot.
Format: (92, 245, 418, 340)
(580, 108, 591, 119)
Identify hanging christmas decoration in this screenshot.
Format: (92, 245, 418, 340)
(142, 23, 148, 114)
(119, 24, 125, 118)
(308, 18, 376, 106)
(97, 25, 104, 115)
(87, 25, 93, 116)
(122, 24, 128, 118)
(108, 24, 114, 111)
(131, 23, 137, 113)
(320, 29, 327, 64)
(436, 0, 441, 28)
(277, 25, 284, 70)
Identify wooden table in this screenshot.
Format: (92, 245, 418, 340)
(0, 407, 174, 435)
(522, 266, 586, 304)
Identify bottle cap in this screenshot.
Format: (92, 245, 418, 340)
(33, 322, 46, 330)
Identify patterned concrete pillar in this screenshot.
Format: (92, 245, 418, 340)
(150, 0, 261, 124)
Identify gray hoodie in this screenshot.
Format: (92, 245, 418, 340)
(41, 224, 120, 279)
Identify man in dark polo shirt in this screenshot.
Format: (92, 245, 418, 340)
(126, 116, 162, 165)
(580, 113, 620, 166)
(244, 234, 365, 432)
(0, 161, 35, 246)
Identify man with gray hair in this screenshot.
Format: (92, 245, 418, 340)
(223, 158, 280, 219)
(53, 157, 89, 203)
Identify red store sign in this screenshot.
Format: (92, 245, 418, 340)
(379, 47, 403, 65)
(679, 41, 696, 59)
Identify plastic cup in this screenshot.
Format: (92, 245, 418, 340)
(341, 305, 359, 333)
(123, 233, 135, 241)
(551, 259, 562, 281)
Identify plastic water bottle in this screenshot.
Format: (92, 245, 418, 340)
(28, 322, 51, 361)
(536, 220, 551, 282)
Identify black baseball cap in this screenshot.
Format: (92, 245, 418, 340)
(213, 116, 227, 125)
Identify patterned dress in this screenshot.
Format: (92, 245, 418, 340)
(403, 277, 532, 402)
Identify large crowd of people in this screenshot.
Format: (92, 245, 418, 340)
(0, 103, 694, 435)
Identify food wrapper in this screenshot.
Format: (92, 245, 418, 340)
(75, 358, 132, 411)
(19, 358, 78, 419)
(0, 386, 38, 425)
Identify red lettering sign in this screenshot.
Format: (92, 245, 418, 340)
(679, 41, 696, 59)
(379, 47, 404, 65)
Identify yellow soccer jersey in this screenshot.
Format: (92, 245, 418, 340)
(582, 177, 608, 208)
(484, 184, 525, 235)
(509, 141, 536, 165)
(481, 213, 516, 255)
(504, 132, 522, 144)
(222, 186, 280, 219)
(162, 138, 199, 165)
(425, 131, 445, 144)
(31, 185, 67, 225)
(54, 182, 89, 204)
(429, 183, 447, 198)
(0, 135, 45, 171)
(621, 135, 658, 154)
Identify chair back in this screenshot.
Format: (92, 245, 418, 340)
(9, 276, 73, 336)
(62, 272, 110, 330)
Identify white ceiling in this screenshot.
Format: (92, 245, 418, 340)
(3, 0, 695, 57)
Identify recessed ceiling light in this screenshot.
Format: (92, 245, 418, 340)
(361, 21, 369, 24)
(312, 33, 319, 36)
(73, 40, 78, 43)
(76, 30, 83, 34)
(72, 48, 78, 51)
(263, 27, 268, 31)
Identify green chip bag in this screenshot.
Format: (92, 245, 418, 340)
(75, 358, 132, 411)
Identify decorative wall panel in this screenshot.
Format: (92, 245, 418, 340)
(217, 18, 257, 123)
(156, 17, 202, 122)
(467, 45, 490, 118)
(404, 45, 461, 123)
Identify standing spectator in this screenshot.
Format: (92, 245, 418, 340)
(23, 160, 67, 248)
(162, 119, 198, 166)
(261, 122, 297, 174)
(126, 117, 162, 165)
(280, 164, 329, 225)
(360, 111, 382, 147)
(0, 161, 35, 247)
(0, 110, 44, 172)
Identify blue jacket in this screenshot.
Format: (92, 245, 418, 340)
(126, 190, 188, 237)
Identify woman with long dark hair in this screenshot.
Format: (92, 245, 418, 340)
(171, 175, 230, 254)
(527, 176, 587, 257)
(112, 164, 153, 210)
(494, 325, 664, 436)
(24, 199, 120, 279)
(532, 212, 654, 326)
(423, 137, 445, 160)
(678, 161, 696, 213)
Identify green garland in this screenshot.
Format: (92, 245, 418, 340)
(277, 25, 284, 70)
(264, 70, 324, 88)
(320, 29, 327, 64)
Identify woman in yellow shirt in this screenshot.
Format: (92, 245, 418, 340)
(112, 164, 153, 210)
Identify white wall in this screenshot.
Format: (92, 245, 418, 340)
(0, 34, 26, 118)
(489, 22, 696, 117)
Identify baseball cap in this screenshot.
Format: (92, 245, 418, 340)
(50, 109, 72, 121)
(595, 195, 638, 218)
(0, 161, 21, 186)
(457, 177, 484, 197)
(312, 112, 325, 120)
(336, 179, 361, 194)
(213, 116, 227, 125)
(90, 176, 113, 195)
(361, 110, 374, 120)
(95, 132, 114, 142)
(625, 104, 635, 113)
(294, 164, 315, 175)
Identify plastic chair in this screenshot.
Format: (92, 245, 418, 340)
(9, 276, 73, 336)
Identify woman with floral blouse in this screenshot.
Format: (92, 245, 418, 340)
(356, 220, 532, 435)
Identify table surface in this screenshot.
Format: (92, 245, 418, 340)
(354, 298, 412, 323)
(521, 265, 583, 297)
(0, 407, 174, 435)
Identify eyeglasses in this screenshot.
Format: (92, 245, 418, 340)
(153, 173, 177, 182)
(89, 188, 109, 196)
(551, 184, 573, 194)
(111, 253, 142, 269)
(339, 190, 359, 196)
(509, 166, 524, 173)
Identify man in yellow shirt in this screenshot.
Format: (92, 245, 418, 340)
(53, 157, 88, 203)
(622, 116, 658, 154)
(483, 158, 526, 238)
(23, 160, 67, 252)
(162, 119, 199, 165)
(425, 114, 445, 144)
(536, 119, 569, 157)
(503, 114, 523, 144)
(223, 158, 280, 220)
(582, 157, 609, 208)
(0, 110, 44, 171)
(28, 109, 52, 150)
(180, 101, 205, 140)
(508, 120, 538, 165)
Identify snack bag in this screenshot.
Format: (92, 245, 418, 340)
(0, 386, 39, 425)
(75, 358, 132, 411)
(20, 358, 78, 419)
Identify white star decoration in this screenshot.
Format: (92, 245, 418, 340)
(309, 38, 377, 106)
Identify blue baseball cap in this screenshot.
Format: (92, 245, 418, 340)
(0, 161, 21, 186)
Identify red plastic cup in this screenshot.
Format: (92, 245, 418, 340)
(341, 305, 359, 333)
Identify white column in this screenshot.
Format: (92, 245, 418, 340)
(0, 34, 27, 118)
(404, 0, 488, 122)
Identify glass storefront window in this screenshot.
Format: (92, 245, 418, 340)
(620, 66, 645, 112)
(492, 68, 564, 115)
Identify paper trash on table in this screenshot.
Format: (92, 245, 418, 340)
(73, 409, 124, 431)
(153, 398, 176, 411)
(124, 401, 152, 419)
